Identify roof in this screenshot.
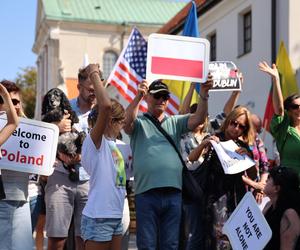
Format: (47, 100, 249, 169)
(42, 0, 188, 25)
(158, 0, 222, 34)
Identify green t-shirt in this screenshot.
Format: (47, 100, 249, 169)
(270, 112, 300, 174)
(130, 114, 190, 194)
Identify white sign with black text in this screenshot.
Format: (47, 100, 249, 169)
(222, 192, 272, 250)
(0, 115, 59, 176)
(209, 61, 241, 91)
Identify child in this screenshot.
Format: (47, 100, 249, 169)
(80, 64, 126, 250)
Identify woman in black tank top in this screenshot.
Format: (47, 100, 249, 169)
(263, 166, 300, 249)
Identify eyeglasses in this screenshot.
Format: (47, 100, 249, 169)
(229, 120, 247, 131)
(289, 103, 300, 110)
(80, 84, 95, 94)
(11, 99, 20, 106)
(152, 93, 170, 101)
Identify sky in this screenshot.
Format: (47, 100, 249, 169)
(0, 0, 190, 81)
(0, 1, 37, 81)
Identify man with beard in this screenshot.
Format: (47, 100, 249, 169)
(45, 66, 96, 250)
(70, 67, 97, 134)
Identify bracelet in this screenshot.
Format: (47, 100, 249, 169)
(200, 92, 209, 101)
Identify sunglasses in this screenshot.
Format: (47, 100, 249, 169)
(289, 103, 300, 110)
(11, 99, 20, 106)
(229, 120, 247, 131)
(152, 93, 170, 101)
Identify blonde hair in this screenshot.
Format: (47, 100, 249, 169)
(220, 106, 255, 145)
(88, 99, 125, 128)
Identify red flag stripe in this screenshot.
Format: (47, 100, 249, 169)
(119, 62, 141, 85)
(151, 56, 203, 78)
(110, 79, 147, 112)
(114, 71, 138, 95)
(168, 95, 180, 110)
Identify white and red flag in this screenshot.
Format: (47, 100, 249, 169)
(107, 28, 179, 115)
(146, 33, 210, 84)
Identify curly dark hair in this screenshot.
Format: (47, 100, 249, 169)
(41, 88, 78, 125)
(269, 166, 300, 216)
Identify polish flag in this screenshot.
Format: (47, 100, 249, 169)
(146, 34, 210, 83)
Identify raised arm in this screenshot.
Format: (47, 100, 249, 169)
(259, 61, 284, 116)
(187, 74, 213, 130)
(0, 84, 19, 146)
(123, 80, 148, 135)
(179, 83, 196, 115)
(223, 71, 242, 115)
(85, 64, 111, 149)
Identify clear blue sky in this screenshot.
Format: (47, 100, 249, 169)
(0, 1, 37, 81)
(0, 0, 189, 81)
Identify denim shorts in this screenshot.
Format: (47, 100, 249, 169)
(81, 215, 123, 242)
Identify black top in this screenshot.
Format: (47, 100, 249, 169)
(0, 175, 5, 200)
(264, 205, 300, 250)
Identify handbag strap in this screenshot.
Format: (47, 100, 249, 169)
(143, 113, 187, 168)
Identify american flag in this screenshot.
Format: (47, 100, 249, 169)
(107, 27, 179, 115)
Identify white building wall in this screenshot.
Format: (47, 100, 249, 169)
(198, 0, 275, 154)
(288, 0, 300, 84)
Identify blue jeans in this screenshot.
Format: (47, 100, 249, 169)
(183, 202, 204, 250)
(30, 194, 43, 232)
(135, 188, 182, 250)
(0, 200, 33, 250)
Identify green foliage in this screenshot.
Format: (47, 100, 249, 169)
(15, 67, 37, 118)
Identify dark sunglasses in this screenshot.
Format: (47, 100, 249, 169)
(152, 93, 170, 101)
(289, 103, 300, 110)
(229, 120, 247, 131)
(11, 99, 20, 106)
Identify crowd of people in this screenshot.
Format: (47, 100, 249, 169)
(0, 61, 299, 250)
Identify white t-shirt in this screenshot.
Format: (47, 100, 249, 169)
(81, 134, 126, 218)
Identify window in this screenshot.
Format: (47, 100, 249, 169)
(103, 50, 118, 79)
(208, 32, 217, 61)
(243, 11, 252, 54)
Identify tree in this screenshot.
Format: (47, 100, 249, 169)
(15, 67, 37, 118)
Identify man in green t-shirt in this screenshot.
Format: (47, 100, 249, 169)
(124, 78, 212, 249)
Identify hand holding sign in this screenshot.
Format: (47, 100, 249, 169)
(0, 116, 59, 176)
(222, 192, 272, 250)
(209, 61, 242, 92)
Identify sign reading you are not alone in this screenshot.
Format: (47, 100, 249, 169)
(0, 114, 59, 176)
(222, 192, 272, 250)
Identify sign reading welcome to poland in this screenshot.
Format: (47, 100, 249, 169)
(0, 114, 59, 176)
(146, 34, 210, 83)
(222, 192, 272, 250)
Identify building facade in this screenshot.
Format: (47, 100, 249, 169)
(160, 0, 300, 156)
(32, 0, 187, 119)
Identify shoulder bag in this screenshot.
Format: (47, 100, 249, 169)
(143, 113, 203, 202)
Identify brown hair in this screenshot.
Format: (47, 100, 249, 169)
(0, 80, 21, 104)
(0, 80, 26, 117)
(220, 106, 255, 144)
(88, 99, 125, 128)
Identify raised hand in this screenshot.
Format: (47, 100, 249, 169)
(137, 80, 148, 98)
(201, 73, 213, 92)
(258, 61, 279, 80)
(82, 63, 103, 80)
